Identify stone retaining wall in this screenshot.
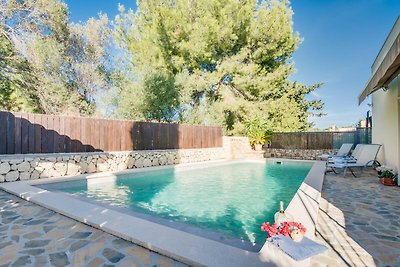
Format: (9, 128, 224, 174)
(264, 148, 337, 160)
(0, 148, 224, 182)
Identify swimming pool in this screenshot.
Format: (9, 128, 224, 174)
(38, 160, 312, 245)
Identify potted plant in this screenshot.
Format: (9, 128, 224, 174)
(245, 118, 271, 151)
(249, 129, 266, 151)
(376, 166, 397, 186)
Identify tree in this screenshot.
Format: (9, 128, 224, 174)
(113, 0, 324, 133)
(0, 0, 112, 115)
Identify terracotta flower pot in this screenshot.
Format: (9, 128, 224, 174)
(379, 177, 396, 186)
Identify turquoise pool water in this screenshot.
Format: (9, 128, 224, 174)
(40, 161, 312, 245)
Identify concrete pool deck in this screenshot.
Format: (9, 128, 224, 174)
(0, 159, 326, 267)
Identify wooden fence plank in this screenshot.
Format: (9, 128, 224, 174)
(0, 111, 223, 154)
(40, 115, 49, 153)
(58, 116, 65, 153)
(0, 112, 7, 154)
(27, 113, 35, 153)
(63, 116, 71, 153)
(52, 115, 60, 153)
(20, 113, 29, 154)
(47, 115, 55, 153)
(6, 112, 15, 154)
(14, 113, 22, 154)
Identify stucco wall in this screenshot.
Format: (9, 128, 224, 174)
(371, 75, 399, 170)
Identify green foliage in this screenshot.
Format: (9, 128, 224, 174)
(142, 73, 180, 122)
(0, 34, 41, 112)
(113, 0, 324, 133)
(0, 0, 112, 115)
(244, 117, 272, 147)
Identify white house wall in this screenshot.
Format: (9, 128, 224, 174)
(371, 75, 400, 170)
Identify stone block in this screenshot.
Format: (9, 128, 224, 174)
(20, 172, 31, 181)
(79, 162, 88, 173)
(117, 162, 127, 171)
(6, 171, 19, 182)
(0, 174, 4, 182)
(10, 159, 23, 165)
(0, 162, 11, 174)
(38, 161, 54, 170)
(31, 170, 40, 180)
(67, 161, 80, 175)
(151, 158, 159, 166)
(47, 157, 56, 163)
(125, 157, 135, 169)
(143, 158, 152, 167)
(17, 162, 31, 172)
(135, 159, 143, 168)
(30, 158, 39, 167)
(97, 162, 109, 172)
(87, 162, 96, 173)
(54, 162, 67, 176)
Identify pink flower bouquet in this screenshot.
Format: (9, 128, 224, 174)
(261, 221, 306, 241)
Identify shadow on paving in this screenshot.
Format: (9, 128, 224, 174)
(0, 189, 188, 267)
(310, 169, 400, 267)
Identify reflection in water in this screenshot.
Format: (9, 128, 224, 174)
(48, 162, 311, 244)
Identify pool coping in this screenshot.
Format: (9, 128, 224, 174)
(0, 159, 326, 267)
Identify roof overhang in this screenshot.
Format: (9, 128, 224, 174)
(359, 17, 400, 105)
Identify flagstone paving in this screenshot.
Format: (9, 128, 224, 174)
(0, 190, 187, 267)
(311, 171, 400, 267)
(1, 169, 400, 267)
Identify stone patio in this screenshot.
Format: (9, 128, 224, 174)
(311, 170, 400, 267)
(1, 170, 399, 266)
(0, 190, 187, 267)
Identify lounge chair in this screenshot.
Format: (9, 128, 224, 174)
(326, 144, 381, 177)
(320, 143, 353, 160)
(327, 143, 364, 163)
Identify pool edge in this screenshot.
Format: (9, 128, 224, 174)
(0, 159, 326, 267)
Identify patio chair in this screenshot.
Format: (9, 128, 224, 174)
(320, 143, 353, 160)
(326, 144, 381, 177)
(327, 143, 364, 163)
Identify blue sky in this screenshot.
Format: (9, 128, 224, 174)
(65, 0, 400, 129)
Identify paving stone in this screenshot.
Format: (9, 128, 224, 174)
(43, 225, 56, 233)
(11, 256, 31, 267)
(111, 238, 131, 249)
(0, 211, 18, 218)
(102, 248, 125, 263)
(22, 232, 43, 239)
(20, 249, 45, 256)
(49, 252, 70, 267)
(24, 240, 51, 248)
(23, 219, 47, 226)
(69, 240, 90, 252)
(2, 216, 20, 224)
(69, 231, 92, 239)
(0, 241, 13, 250)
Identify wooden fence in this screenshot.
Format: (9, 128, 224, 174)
(270, 128, 372, 150)
(0, 111, 223, 154)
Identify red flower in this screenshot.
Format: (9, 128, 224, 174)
(261, 221, 306, 238)
(261, 222, 279, 237)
